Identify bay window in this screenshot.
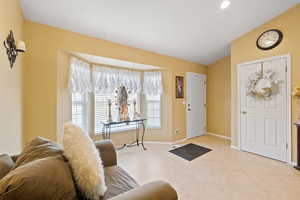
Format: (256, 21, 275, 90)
(69, 57, 163, 135)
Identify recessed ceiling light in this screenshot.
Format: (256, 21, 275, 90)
(220, 0, 231, 10)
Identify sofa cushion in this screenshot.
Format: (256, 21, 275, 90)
(0, 154, 15, 180)
(0, 156, 77, 200)
(12, 137, 63, 170)
(102, 166, 139, 200)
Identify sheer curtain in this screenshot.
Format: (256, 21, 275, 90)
(69, 58, 163, 95)
(68, 57, 92, 132)
(92, 65, 141, 93)
(68, 57, 92, 94)
(143, 71, 163, 96)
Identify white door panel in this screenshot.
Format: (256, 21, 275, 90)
(240, 58, 287, 162)
(187, 73, 206, 138)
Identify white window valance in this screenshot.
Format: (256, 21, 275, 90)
(92, 65, 141, 94)
(68, 57, 163, 96)
(143, 71, 163, 96)
(68, 57, 93, 94)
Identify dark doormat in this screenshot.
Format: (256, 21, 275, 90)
(169, 143, 212, 161)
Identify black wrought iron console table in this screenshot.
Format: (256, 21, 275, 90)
(100, 118, 147, 150)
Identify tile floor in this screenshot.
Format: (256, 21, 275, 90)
(118, 135, 300, 200)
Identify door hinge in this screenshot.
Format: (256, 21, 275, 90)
(285, 66, 287, 72)
(286, 143, 288, 149)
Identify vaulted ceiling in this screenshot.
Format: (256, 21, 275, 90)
(20, 0, 300, 65)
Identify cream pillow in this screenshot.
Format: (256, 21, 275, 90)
(63, 122, 107, 199)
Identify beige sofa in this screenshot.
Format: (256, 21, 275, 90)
(96, 140, 178, 200)
(0, 139, 178, 200)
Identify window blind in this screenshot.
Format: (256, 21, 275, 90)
(145, 95, 161, 129)
(71, 93, 88, 132)
(94, 92, 139, 134)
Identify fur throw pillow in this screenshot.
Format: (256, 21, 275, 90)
(63, 123, 107, 199)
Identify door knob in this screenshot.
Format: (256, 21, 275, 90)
(188, 109, 191, 111)
(241, 111, 247, 114)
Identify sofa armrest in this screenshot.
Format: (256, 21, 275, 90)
(94, 140, 117, 167)
(110, 181, 178, 200)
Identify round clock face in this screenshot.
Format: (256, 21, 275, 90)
(256, 29, 283, 50)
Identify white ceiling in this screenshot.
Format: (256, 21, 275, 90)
(72, 52, 161, 70)
(20, 0, 300, 65)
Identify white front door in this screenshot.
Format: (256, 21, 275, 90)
(186, 72, 206, 138)
(239, 57, 287, 162)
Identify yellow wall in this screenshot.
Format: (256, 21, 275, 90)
(0, 0, 24, 154)
(231, 4, 300, 162)
(24, 21, 207, 144)
(207, 56, 231, 138)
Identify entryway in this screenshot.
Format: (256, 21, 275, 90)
(237, 55, 291, 162)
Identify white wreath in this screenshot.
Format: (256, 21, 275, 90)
(247, 70, 281, 100)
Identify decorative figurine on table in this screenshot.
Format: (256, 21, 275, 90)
(133, 99, 142, 119)
(107, 99, 113, 122)
(117, 86, 130, 121)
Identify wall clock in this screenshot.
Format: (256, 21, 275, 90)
(256, 29, 283, 50)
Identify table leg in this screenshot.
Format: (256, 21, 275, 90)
(102, 125, 106, 140)
(105, 126, 108, 139)
(141, 121, 146, 150)
(108, 125, 111, 139)
(136, 122, 139, 146)
(117, 144, 127, 150)
(295, 125, 300, 171)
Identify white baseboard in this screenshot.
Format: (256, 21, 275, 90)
(172, 138, 188, 144)
(207, 132, 231, 140)
(229, 147, 297, 167)
(143, 141, 172, 145)
(230, 145, 240, 150)
(145, 133, 231, 145)
(144, 138, 188, 145)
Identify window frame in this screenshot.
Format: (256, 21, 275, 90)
(71, 92, 162, 135)
(71, 82, 163, 136)
(143, 94, 162, 130)
(92, 91, 142, 135)
(71, 93, 89, 133)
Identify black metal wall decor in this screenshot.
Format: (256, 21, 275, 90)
(3, 30, 25, 69)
